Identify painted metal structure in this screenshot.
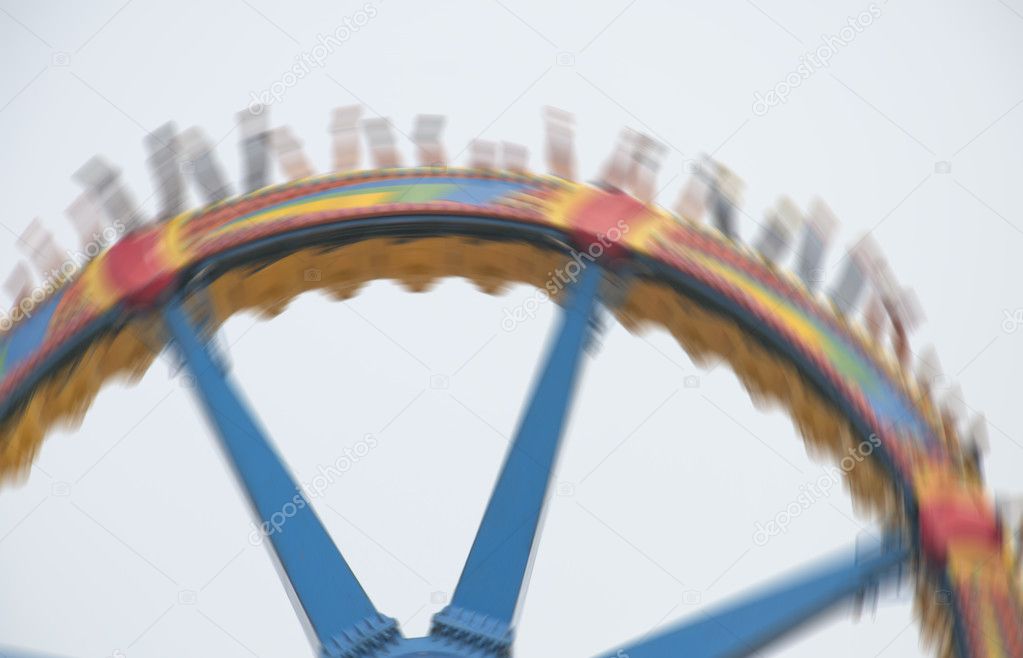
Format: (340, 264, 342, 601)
(0, 159, 1018, 656)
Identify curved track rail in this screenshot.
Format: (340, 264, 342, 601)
(0, 119, 1018, 657)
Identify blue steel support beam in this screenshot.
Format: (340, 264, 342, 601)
(163, 300, 397, 658)
(432, 263, 603, 654)
(596, 539, 909, 658)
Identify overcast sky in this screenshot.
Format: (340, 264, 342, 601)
(0, 1, 1022, 656)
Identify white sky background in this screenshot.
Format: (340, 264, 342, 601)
(0, 0, 1021, 656)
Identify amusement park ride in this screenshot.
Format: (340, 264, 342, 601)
(0, 105, 1019, 658)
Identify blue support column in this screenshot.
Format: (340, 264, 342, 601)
(163, 300, 397, 658)
(596, 539, 909, 658)
(432, 263, 603, 654)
